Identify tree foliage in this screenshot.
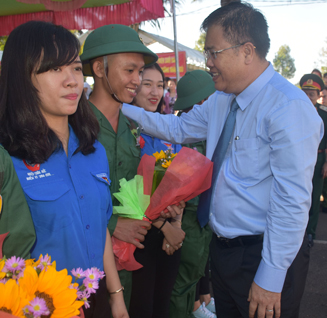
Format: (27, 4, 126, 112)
(194, 32, 205, 52)
(318, 37, 327, 75)
(273, 45, 296, 79)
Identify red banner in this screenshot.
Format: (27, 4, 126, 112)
(157, 51, 186, 78)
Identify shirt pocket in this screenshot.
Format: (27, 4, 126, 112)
(230, 137, 259, 182)
(23, 181, 72, 232)
(91, 172, 112, 214)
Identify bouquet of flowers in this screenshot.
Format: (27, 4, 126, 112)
(0, 233, 104, 318)
(111, 146, 213, 271)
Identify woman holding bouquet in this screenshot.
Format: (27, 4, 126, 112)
(0, 21, 128, 318)
(128, 63, 184, 318)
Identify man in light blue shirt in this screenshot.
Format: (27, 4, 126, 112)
(122, 3, 323, 318)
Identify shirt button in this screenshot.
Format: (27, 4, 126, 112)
(210, 213, 213, 216)
(118, 161, 123, 166)
(80, 195, 84, 199)
(86, 225, 90, 229)
(69, 164, 71, 169)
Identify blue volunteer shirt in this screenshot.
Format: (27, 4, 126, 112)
(140, 133, 182, 157)
(11, 127, 112, 273)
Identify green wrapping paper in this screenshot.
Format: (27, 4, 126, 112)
(113, 175, 150, 220)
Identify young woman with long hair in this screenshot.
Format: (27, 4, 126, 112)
(128, 63, 184, 318)
(0, 21, 128, 318)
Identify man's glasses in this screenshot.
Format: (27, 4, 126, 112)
(204, 42, 255, 60)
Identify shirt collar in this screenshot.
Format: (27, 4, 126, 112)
(68, 125, 79, 156)
(236, 62, 275, 111)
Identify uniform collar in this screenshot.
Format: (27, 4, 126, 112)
(89, 101, 133, 136)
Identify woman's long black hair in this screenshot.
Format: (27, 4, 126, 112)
(0, 21, 99, 163)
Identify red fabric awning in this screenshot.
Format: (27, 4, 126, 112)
(0, 0, 164, 36)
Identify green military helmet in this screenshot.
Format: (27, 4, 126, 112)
(80, 24, 158, 76)
(174, 70, 216, 111)
(300, 73, 325, 91)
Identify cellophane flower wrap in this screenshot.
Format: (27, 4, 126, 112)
(0, 232, 103, 318)
(111, 147, 213, 271)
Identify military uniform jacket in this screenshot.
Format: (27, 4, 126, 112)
(0, 145, 36, 259)
(316, 103, 327, 151)
(89, 102, 141, 234)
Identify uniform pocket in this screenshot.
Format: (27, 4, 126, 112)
(231, 137, 259, 182)
(23, 181, 71, 232)
(91, 172, 111, 212)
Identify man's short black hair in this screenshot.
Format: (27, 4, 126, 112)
(323, 72, 327, 79)
(201, 2, 270, 59)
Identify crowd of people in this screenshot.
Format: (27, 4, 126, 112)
(0, 2, 325, 318)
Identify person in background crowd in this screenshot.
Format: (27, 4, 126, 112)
(170, 70, 216, 318)
(164, 79, 177, 114)
(323, 72, 327, 87)
(0, 146, 36, 260)
(320, 86, 327, 107)
(164, 76, 171, 97)
(121, 3, 323, 317)
(312, 68, 322, 78)
(84, 81, 93, 99)
(129, 62, 184, 318)
(300, 73, 327, 248)
(0, 21, 128, 318)
(80, 24, 184, 310)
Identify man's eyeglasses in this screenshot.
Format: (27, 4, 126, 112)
(204, 42, 254, 60)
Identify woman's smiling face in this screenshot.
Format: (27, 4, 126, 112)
(134, 68, 164, 112)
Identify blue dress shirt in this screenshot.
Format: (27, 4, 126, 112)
(122, 63, 323, 293)
(11, 127, 112, 274)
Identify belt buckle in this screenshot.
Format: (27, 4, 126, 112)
(217, 236, 231, 247)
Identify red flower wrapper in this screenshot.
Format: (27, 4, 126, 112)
(112, 147, 213, 271)
(141, 147, 213, 218)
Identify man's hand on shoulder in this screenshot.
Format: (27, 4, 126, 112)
(248, 281, 281, 318)
(113, 217, 151, 249)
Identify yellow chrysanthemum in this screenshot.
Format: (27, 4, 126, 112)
(19, 266, 83, 318)
(169, 153, 178, 159)
(25, 258, 37, 268)
(0, 279, 29, 317)
(0, 259, 5, 280)
(153, 150, 166, 162)
(162, 160, 172, 168)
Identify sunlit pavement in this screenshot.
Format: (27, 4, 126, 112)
(300, 210, 327, 317)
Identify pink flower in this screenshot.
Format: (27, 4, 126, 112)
(83, 278, 99, 294)
(91, 267, 105, 280)
(5, 256, 25, 272)
(71, 267, 85, 279)
(37, 254, 52, 271)
(25, 297, 50, 318)
(77, 290, 91, 309)
(84, 268, 100, 281)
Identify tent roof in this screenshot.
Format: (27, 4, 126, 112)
(0, 0, 164, 36)
(138, 29, 205, 67)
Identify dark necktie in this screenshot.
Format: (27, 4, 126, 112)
(197, 99, 239, 227)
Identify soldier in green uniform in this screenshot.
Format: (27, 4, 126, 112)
(172, 70, 216, 318)
(0, 145, 36, 258)
(300, 74, 327, 247)
(80, 25, 183, 309)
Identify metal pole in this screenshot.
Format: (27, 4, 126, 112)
(172, 0, 180, 81)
